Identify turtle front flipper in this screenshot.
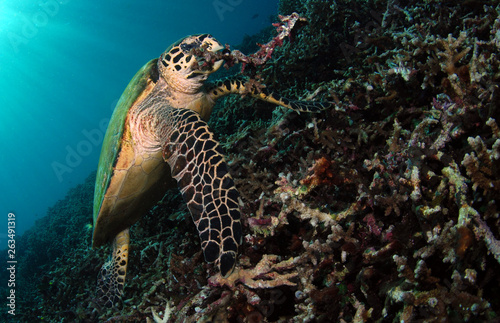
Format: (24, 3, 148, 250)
(96, 228, 130, 308)
(161, 107, 242, 277)
(207, 76, 331, 113)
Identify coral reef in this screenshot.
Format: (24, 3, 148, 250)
(3, 0, 500, 322)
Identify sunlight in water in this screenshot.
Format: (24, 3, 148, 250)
(0, 0, 100, 237)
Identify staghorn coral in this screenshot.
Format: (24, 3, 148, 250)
(209, 254, 298, 289)
(148, 300, 172, 323)
(462, 118, 500, 194)
(435, 32, 471, 98)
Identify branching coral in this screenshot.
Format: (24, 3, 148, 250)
(209, 254, 298, 289)
(148, 300, 172, 323)
(474, 215, 500, 265)
(462, 118, 500, 193)
(436, 32, 471, 98)
(193, 12, 308, 74)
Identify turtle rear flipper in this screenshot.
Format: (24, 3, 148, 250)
(161, 107, 242, 277)
(96, 228, 130, 308)
(208, 76, 332, 113)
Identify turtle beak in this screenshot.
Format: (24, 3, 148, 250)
(212, 43, 225, 72)
(191, 45, 224, 75)
(212, 43, 224, 53)
(203, 42, 225, 73)
(212, 58, 224, 72)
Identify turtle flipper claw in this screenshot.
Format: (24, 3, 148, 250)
(162, 107, 242, 276)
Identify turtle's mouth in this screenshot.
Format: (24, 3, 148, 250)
(191, 44, 225, 74)
(209, 43, 225, 72)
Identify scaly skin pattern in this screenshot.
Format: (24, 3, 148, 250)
(125, 72, 242, 276)
(207, 75, 331, 112)
(94, 34, 330, 307)
(161, 108, 242, 274)
(96, 229, 129, 308)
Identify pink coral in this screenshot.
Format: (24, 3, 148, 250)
(193, 13, 308, 73)
(229, 12, 307, 72)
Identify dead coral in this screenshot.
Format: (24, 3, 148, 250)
(209, 254, 298, 289)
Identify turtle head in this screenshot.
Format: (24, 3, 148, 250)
(158, 34, 224, 91)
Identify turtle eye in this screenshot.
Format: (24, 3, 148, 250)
(180, 41, 200, 53)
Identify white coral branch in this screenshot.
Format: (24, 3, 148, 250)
(473, 214, 500, 265)
(150, 300, 172, 323)
(209, 254, 298, 289)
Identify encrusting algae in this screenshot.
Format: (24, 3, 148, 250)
(2, 0, 500, 322)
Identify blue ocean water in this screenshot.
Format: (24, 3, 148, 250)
(0, 0, 277, 245)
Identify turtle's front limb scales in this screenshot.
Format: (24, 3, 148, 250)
(96, 228, 130, 308)
(207, 75, 332, 113)
(160, 107, 242, 277)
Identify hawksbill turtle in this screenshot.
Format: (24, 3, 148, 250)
(92, 34, 329, 307)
